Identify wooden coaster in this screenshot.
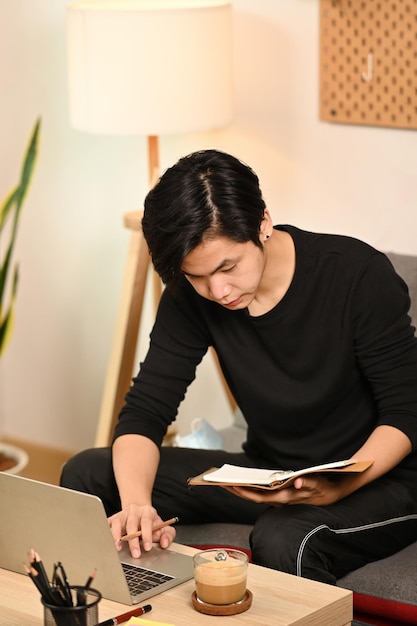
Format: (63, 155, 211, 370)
(191, 589, 253, 615)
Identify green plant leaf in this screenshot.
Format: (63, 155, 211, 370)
(0, 266, 18, 357)
(0, 118, 40, 356)
(15, 118, 41, 213)
(0, 238, 16, 308)
(9, 118, 41, 245)
(0, 186, 20, 230)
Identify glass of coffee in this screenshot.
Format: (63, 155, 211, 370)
(193, 549, 248, 606)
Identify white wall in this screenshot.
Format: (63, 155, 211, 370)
(1, 0, 416, 451)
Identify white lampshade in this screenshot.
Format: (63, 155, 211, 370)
(66, 0, 234, 135)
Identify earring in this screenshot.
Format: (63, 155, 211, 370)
(265, 234, 270, 241)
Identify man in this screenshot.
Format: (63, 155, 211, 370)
(61, 149, 417, 584)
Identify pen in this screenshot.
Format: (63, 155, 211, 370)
(97, 604, 152, 626)
(57, 561, 73, 606)
(120, 516, 179, 542)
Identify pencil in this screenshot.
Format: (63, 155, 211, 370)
(25, 564, 65, 606)
(84, 567, 97, 589)
(29, 549, 50, 589)
(24, 564, 46, 597)
(77, 567, 97, 606)
(120, 516, 179, 542)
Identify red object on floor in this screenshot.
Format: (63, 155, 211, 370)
(352, 591, 417, 625)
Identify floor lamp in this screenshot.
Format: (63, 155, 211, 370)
(66, 0, 234, 446)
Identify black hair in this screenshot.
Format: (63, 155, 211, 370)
(142, 149, 266, 289)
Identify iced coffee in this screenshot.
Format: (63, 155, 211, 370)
(193, 549, 248, 605)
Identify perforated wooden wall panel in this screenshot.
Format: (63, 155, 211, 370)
(320, 0, 417, 130)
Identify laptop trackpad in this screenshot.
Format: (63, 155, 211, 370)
(120, 543, 193, 577)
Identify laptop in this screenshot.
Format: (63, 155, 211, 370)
(0, 472, 193, 605)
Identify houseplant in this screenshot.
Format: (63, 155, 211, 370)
(0, 118, 41, 472)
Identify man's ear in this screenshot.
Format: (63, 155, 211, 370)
(259, 209, 273, 242)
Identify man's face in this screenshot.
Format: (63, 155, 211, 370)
(181, 237, 266, 310)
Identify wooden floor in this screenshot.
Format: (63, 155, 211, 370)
(0, 437, 75, 485)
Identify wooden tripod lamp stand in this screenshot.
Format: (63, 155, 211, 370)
(66, 0, 234, 446)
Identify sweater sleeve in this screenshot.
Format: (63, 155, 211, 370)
(352, 252, 417, 449)
(113, 284, 211, 447)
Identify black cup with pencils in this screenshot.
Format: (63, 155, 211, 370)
(42, 585, 101, 626)
(25, 550, 101, 626)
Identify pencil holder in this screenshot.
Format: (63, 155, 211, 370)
(42, 586, 101, 626)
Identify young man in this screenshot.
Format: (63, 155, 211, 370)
(61, 150, 417, 584)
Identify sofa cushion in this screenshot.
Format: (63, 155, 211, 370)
(175, 523, 252, 550)
(386, 251, 417, 327)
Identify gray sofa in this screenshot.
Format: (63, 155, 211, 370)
(175, 252, 417, 626)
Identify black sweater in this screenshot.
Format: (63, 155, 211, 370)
(116, 226, 417, 486)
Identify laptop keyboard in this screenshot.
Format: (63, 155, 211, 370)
(122, 562, 174, 596)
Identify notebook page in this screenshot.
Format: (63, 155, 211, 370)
(203, 464, 280, 485)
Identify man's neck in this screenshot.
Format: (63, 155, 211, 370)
(248, 230, 296, 316)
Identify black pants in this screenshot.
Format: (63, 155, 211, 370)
(60, 446, 417, 585)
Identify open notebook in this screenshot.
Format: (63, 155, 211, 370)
(188, 459, 374, 490)
(0, 472, 193, 605)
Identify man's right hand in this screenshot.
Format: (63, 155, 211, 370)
(108, 503, 176, 558)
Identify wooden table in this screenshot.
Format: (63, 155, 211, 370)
(0, 543, 352, 626)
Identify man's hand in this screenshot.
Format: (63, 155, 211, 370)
(108, 503, 176, 558)
(224, 475, 348, 507)
(226, 426, 413, 506)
